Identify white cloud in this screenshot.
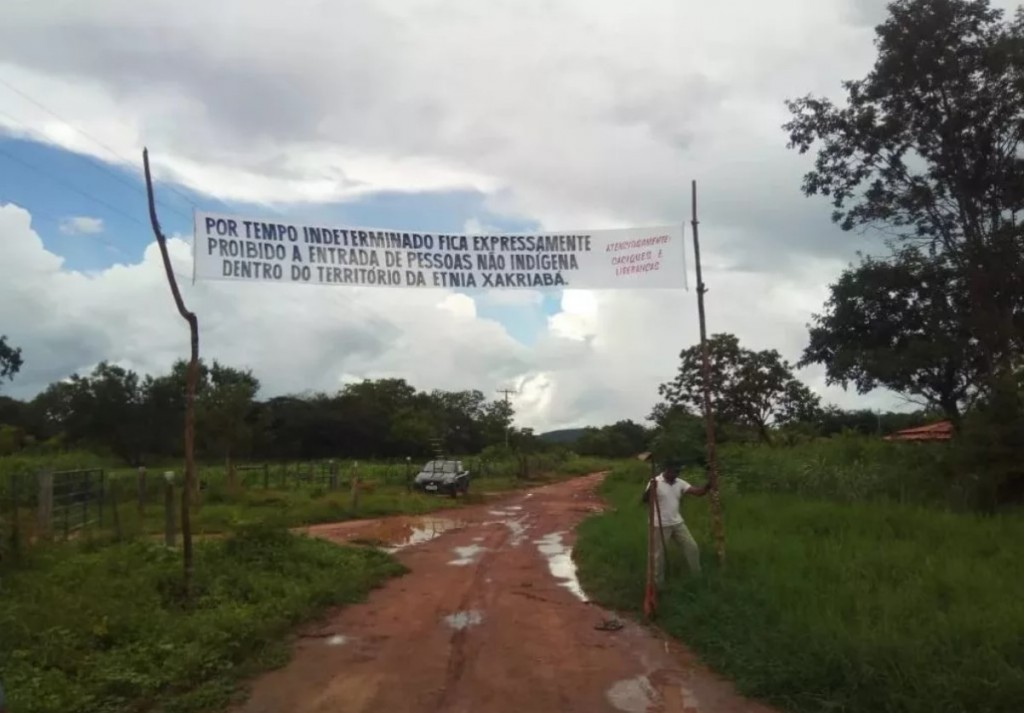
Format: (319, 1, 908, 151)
(1, 204, 909, 432)
(0, 0, 945, 429)
(58, 215, 104, 235)
(0, 0, 877, 240)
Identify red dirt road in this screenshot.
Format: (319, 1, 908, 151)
(231, 474, 775, 713)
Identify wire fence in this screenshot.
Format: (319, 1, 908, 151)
(0, 452, 577, 560)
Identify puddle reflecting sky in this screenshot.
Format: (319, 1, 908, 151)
(449, 543, 486, 566)
(534, 532, 588, 601)
(383, 517, 464, 552)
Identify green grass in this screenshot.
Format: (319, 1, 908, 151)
(720, 434, 960, 507)
(0, 524, 406, 713)
(0, 450, 615, 711)
(1, 452, 616, 549)
(575, 463, 1024, 713)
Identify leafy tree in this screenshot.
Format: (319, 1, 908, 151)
(813, 405, 941, 438)
(35, 363, 147, 463)
(199, 362, 260, 486)
(952, 373, 1024, 509)
(800, 248, 983, 426)
(0, 335, 23, 386)
(479, 398, 515, 447)
(649, 410, 707, 467)
(576, 420, 651, 458)
(657, 333, 821, 443)
(784, 0, 1024, 380)
(139, 361, 192, 459)
(428, 389, 488, 453)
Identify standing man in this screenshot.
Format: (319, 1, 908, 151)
(642, 460, 708, 583)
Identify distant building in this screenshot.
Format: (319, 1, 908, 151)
(883, 421, 954, 442)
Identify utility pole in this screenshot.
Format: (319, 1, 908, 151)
(496, 388, 516, 448)
(691, 179, 726, 566)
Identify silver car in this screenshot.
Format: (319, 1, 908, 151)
(413, 459, 470, 496)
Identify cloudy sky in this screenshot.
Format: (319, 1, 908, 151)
(3, 0, 998, 431)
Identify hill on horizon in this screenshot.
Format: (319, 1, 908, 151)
(538, 427, 590, 444)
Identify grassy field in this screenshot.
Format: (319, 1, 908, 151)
(0, 525, 405, 713)
(719, 434, 959, 506)
(1, 452, 615, 549)
(574, 459, 1024, 713)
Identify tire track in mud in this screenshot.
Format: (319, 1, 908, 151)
(231, 475, 778, 713)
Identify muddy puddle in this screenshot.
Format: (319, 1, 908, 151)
(534, 532, 588, 601)
(444, 609, 483, 630)
(449, 543, 486, 566)
(606, 675, 658, 713)
(380, 517, 466, 552)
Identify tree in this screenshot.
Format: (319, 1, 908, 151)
(480, 399, 514, 447)
(649, 410, 707, 466)
(36, 363, 147, 463)
(800, 248, 984, 426)
(576, 420, 651, 458)
(657, 333, 821, 443)
(813, 405, 941, 437)
(139, 361, 193, 459)
(0, 336, 22, 386)
(784, 0, 1024, 381)
(198, 362, 259, 488)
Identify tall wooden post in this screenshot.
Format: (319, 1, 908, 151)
(143, 149, 196, 596)
(691, 180, 726, 565)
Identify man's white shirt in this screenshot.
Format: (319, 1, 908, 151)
(650, 473, 692, 527)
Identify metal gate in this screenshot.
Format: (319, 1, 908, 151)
(52, 468, 105, 538)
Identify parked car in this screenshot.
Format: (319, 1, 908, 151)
(413, 459, 470, 496)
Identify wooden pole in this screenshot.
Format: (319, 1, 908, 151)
(164, 476, 177, 548)
(350, 463, 361, 512)
(691, 179, 726, 566)
(143, 149, 196, 596)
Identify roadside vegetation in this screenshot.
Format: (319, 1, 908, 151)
(575, 459, 1024, 713)
(0, 444, 615, 713)
(0, 524, 405, 713)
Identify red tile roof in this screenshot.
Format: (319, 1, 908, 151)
(883, 421, 954, 441)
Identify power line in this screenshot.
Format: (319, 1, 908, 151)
(0, 106, 192, 222)
(0, 145, 150, 230)
(0, 75, 203, 212)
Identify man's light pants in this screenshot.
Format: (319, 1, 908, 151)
(654, 522, 701, 584)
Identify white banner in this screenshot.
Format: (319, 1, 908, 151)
(193, 210, 688, 290)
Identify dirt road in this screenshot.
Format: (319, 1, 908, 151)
(231, 474, 773, 713)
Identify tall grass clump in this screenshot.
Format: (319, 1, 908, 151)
(720, 433, 958, 507)
(575, 463, 1024, 713)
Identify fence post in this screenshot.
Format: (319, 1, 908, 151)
(164, 472, 177, 548)
(4, 472, 20, 557)
(137, 466, 147, 515)
(350, 462, 360, 512)
(37, 469, 54, 539)
(263, 463, 269, 489)
(98, 469, 105, 526)
(109, 479, 123, 541)
(405, 456, 412, 491)
(329, 460, 338, 491)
